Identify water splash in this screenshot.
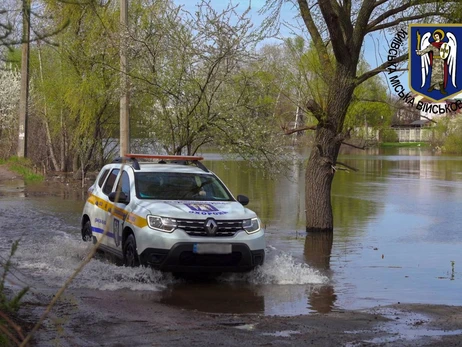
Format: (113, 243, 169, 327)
(9, 233, 327, 292)
(222, 252, 329, 285)
(12, 235, 172, 291)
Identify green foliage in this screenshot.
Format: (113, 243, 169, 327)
(345, 61, 392, 131)
(29, 0, 120, 171)
(442, 118, 462, 154)
(379, 128, 399, 143)
(3, 157, 43, 182)
(431, 117, 450, 147)
(443, 134, 462, 154)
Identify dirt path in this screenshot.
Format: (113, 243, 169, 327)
(17, 289, 462, 347)
(0, 164, 19, 181)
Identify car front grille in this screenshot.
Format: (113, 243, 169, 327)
(176, 219, 243, 237)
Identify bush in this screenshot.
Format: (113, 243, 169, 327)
(442, 118, 462, 154)
(379, 128, 398, 143)
(443, 133, 462, 154)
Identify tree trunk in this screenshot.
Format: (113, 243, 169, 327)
(44, 120, 59, 171)
(305, 65, 355, 232)
(305, 126, 341, 232)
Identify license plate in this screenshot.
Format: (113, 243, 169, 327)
(193, 243, 232, 254)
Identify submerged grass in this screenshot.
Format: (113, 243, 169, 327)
(0, 157, 43, 182)
(379, 142, 430, 148)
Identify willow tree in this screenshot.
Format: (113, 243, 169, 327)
(264, 0, 458, 231)
(32, 0, 120, 172)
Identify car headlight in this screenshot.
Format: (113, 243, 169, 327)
(243, 218, 261, 234)
(147, 215, 177, 233)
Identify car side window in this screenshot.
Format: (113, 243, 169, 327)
(116, 171, 131, 201)
(102, 169, 120, 196)
(97, 169, 110, 188)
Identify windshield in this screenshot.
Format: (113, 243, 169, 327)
(135, 172, 234, 201)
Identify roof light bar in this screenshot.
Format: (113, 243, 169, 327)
(124, 154, 204, 161)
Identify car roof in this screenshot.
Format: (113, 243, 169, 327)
(130, 163, 213, 174)
(104, 156, 213, 175)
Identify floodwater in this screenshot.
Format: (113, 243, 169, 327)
(1, 147, 461, 317)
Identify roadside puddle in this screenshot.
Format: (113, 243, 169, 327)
(0, 179, 25, 198)
(346, 308, 462, 345)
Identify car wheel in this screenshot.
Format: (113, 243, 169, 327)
(82, 220, 93, 242)
(123, 234, 140, 267)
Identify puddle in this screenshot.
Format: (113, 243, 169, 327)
(262, 330, 301, 337)
(234, 324, 256, 331)
(0, 179, 25, 198)
(346, 308, 462, 345)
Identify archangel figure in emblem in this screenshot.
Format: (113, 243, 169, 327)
(416, 29, 457, 95)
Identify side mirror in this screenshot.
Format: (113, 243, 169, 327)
(237, 194, 249, 206)
(108, 191, 129, 204)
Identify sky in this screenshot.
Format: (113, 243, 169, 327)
(171, 1, 408, 91)
(172, 2, 391, 66)
(172, 0, 300, 40)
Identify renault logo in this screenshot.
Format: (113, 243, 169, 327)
(204, 218, 218, 236)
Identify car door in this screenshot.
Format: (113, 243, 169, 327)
(110, 169, 132, 255)
(97, 168, 120, 247)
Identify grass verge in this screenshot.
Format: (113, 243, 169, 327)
(0, 157, 43, 182)
(379, 142, 430, 148)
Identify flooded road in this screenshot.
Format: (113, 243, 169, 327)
(1, 148, 461, 322)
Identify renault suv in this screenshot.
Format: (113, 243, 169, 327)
(80, 154, 265, 272)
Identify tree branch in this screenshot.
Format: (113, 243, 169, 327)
(335, 161, 359, 172)
(420, 115, 438, 124)
(368, 1, 414, 30)
(368, 12, 443, 32)
(352, 0, 375, 50)
(306, 98, 325, 121)
(368, 0, 447, 32)
(355, 53, 407, 85)
(341, 141, 368, 149)
(374, 0, 391, 7)
(318, 0, 350, 64)
(296, 0, 333, 71)
(282, 124, 317, 135)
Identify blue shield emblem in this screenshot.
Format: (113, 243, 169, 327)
(409, 24, 462, 102)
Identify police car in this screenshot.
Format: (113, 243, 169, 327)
(80, 154, 265, 272)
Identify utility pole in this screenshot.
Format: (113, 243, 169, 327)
(18, 0, 31, 157)
(120, 0, 130, 156)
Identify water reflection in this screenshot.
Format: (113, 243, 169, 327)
(157, 282, 265, 314)
(0, 178, 25, 198)
(304, 232, 337, 313)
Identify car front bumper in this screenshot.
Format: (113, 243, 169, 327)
(139, 243, 265, 273)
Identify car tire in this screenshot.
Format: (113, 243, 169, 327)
(123, 234, 140, 267)
(82, 220, 93, 242)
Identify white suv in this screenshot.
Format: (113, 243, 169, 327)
(80, 154, 265, 273)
